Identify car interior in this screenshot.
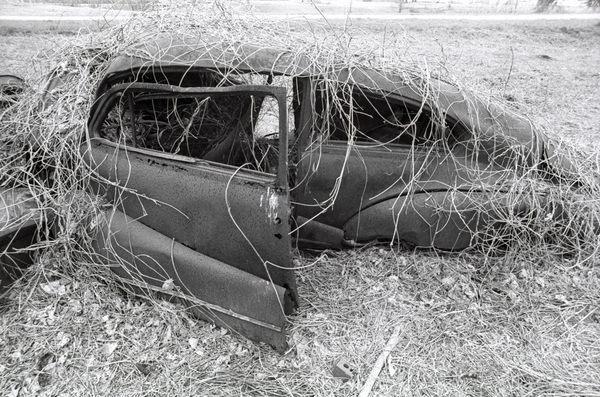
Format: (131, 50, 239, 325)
(97, 68, 468, 180)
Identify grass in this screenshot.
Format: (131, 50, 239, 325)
(0, 5, 599, 397)
(2, 250, 599, 395)
(15, 0, 156, 11)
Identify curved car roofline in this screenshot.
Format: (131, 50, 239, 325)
(100, 37, 452, 96)
(96, 37, 542, 167)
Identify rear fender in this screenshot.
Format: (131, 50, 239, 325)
(343, 192, 485, 251)
(294, 216, 344, 250)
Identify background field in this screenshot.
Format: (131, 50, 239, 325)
(1, 8, 600, 397)
(8, 0, 600, 13)
(3, 18, 598, 145)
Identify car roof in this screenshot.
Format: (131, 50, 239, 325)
(97, 35, 541, 165)
(101, 35, 452, 99)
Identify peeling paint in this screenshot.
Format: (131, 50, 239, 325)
(266, 187, 279, 221)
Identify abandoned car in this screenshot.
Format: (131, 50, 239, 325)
(0, 37, 574, 349)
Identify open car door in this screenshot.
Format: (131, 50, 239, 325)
(85, 83, 296, 350)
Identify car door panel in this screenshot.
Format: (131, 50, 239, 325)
(93, 209, 291, 350)
(294, 142, 504, 243)
(85, 83, 295, 350)
(88, 141, 295, 291)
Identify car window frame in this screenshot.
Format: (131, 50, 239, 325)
(87, 82, 290, 189)
(299, 82, 468, 151)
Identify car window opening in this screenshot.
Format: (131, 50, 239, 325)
(99, 92, 282, 174)
(112, 69, 297, 133)
(314, 85, 463, 147)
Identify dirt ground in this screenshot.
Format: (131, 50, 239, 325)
(1, 15, 600, 397)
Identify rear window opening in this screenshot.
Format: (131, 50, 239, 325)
(99, 91, 283, 174)
(314, 84, 467, 147)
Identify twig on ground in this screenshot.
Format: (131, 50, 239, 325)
(358, 324, 402, 397)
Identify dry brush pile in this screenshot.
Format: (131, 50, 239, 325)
(0, 2, 599, 396)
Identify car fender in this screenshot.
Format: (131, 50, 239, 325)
(342, 191, 486, 251)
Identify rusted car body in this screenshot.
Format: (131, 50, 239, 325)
(88, 82, 297, 349)
(1, 37, 555, 349)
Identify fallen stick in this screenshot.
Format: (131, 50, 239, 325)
(358, 325, 402, 397)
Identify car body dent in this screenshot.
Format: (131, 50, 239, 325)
(293, 140, 509, 235)
(342, 191, 486, 250)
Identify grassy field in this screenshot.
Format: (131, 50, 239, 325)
(1, 13, 599, 397)
(7, 0, 153, 10)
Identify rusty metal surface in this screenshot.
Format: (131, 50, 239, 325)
(81, 44, 555, 347)
(87, 141, 296, 289)
(85, 82, 296, 348)
(98, 37, 541, 168)
(293, 141, 507, 248)
(93, 210, 292, 350)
